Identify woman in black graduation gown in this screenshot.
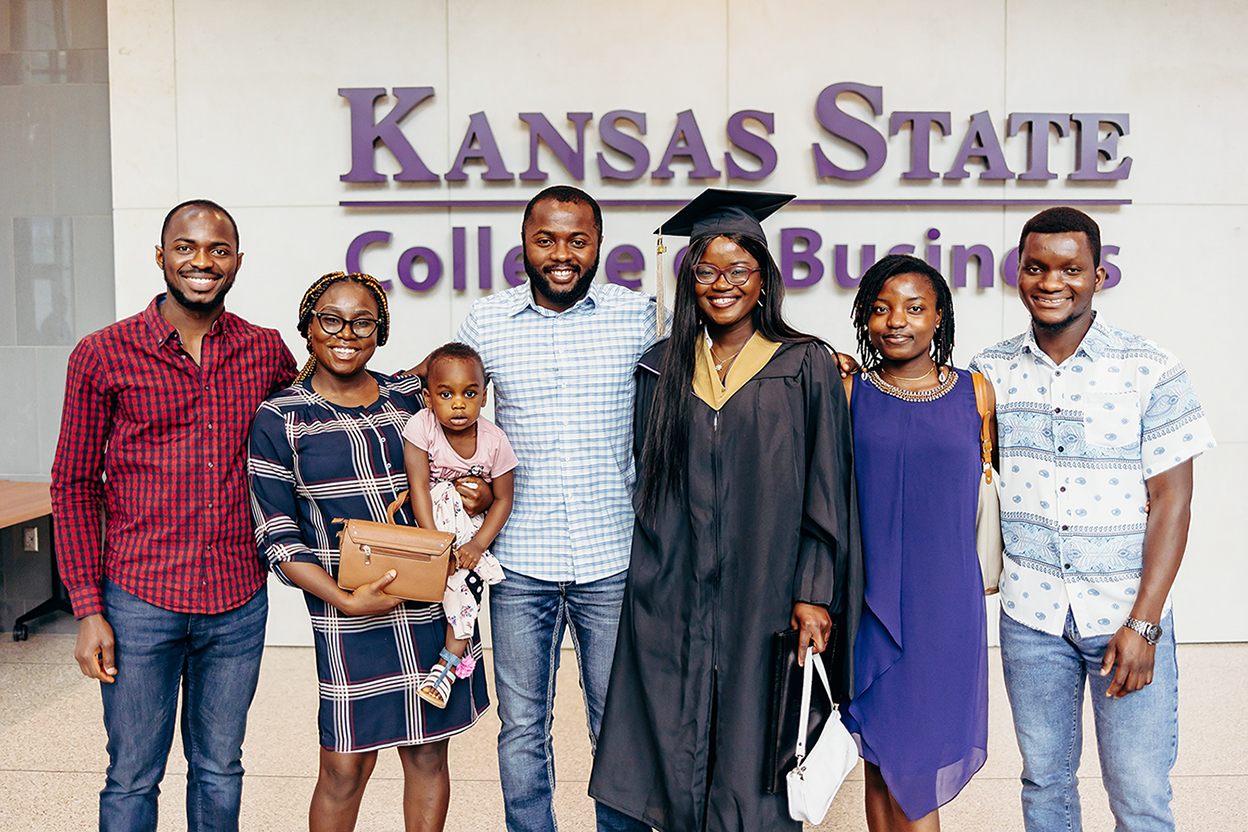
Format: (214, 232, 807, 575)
(589, 190, 862, 832)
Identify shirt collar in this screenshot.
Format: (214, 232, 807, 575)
(507, 280, 602, 318)
(141, 293, 230, 347)
(1022, 311, 1106, 364)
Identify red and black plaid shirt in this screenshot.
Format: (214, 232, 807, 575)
(51, 295, 297, 618)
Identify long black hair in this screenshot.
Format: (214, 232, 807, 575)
(850, 254, 955, 372)
(637, 233, 826, 519)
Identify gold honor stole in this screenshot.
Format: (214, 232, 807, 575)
(692, 332, 781, 411)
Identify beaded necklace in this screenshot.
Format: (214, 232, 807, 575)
(865, 367, 959, 402)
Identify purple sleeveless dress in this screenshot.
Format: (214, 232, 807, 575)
(842, 370, 988, 821)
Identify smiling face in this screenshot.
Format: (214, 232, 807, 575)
(693, 235, 763, 332)
(522, 198, 601, 312)
(867, 272, 942, 366)
(424, 356, 486, 435)
(1017, 231, 1106, 337)
(155, 206, 241, 314)
(308, 281, 379, 381)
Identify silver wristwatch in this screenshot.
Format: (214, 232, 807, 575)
(1123, 616, 1163, 645)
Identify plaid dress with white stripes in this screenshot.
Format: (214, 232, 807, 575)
(248, 372, 487, 752)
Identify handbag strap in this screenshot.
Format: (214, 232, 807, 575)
(794, 649, 834, 761)
(971, 373, 994, 484)
(387, 491, 410, 525)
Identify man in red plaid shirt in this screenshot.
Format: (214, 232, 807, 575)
(50, 200, 296, 832)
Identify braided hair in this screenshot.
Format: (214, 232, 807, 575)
(850, 254, 955, 372)
(293, 272, 390, 382)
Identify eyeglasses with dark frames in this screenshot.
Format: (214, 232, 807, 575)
(692, 265, 760, 286)
(310, 311, 380, 338)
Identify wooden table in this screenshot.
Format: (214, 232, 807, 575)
(0, 480, 51, 528)
(0, 481, 69, 640)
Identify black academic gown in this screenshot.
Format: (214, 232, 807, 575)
(589, 339, 863, 832)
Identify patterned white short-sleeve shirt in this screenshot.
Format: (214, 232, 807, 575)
(970, 315, 1215, 637)
(457, 281, 659, 583)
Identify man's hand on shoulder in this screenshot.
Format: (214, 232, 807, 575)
(75, 614, 117, 683)
(833, 351, 860, 378)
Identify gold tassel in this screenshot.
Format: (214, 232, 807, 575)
(655, 235, 667, 338)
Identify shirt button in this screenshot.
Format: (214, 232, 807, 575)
(1057, 446, 1064, 452)
(208, 461, 214, 469)
(1064, 563, 1071, 569)
(1054, 407, 1061, 414)
(208, 501, 213, 508)
(1061, 525, 1069, 531)
(1060, 486, 1066, 492)
(1054, 371, 1062, 377)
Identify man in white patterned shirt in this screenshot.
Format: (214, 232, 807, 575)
(455, 186, 655, 832)
(971, 207, 1215, 832)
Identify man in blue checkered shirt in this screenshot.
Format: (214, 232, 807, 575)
(455, 186, 657, 832)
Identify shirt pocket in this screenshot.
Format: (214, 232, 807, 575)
(1082, 391, 1141, 449)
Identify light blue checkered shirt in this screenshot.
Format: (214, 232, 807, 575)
(456, 281, 659, 583)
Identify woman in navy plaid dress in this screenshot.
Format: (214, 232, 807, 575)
(249, 273, 488, 830)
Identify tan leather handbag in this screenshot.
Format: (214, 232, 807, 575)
(335, 490, 455, 603)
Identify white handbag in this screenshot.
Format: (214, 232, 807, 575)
(786, 648, 859, 824)
(972, 373, 1004, 595)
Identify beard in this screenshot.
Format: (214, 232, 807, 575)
(524, 253, 599, 308)
(164, 273, 234, 313)
(1032, 310, 1083, 334)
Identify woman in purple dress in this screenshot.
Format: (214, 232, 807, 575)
(842, 254, 991, 831)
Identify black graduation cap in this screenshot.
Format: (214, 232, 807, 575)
(654, 188, 796, 246)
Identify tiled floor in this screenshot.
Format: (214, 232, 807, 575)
(2, 627, 1246, 831)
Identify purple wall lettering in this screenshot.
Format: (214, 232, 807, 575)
(924, 227, 941, 268)
(347, 226, 1123, 297)
(833, 244, 876, 289)
(597, 110, 649, 180)
(951, 244, 995, 288)
(477, 227, 492, 290)
(652, 110, 722, 180)
(605, 244, 644, 289)
(445, 112, 514, 181)
(504, 246, 526, 287)
(452, 227, 467, 289)
(724, 110, 777, 180)
(346, 230, 393, 282)
(1070, 114, 1132, 180)
(519, 112, 592, 182)
(1000, 247, 1020, 288)
(339, 87, 438, 183)
(1101, 245, 1121, 288)
(1007, 113, 1069, 181)
(781, 228, 824, 288)
(398, 246, 442, 292)
(812, 82, 887, 181)
(890, 112, 952, 180)
(945, 111, 1015, 180)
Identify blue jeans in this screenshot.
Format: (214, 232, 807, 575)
(1000, 609, 1178, 832)
(99, 582, 267, 832)
(489, 568, 648, 832)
